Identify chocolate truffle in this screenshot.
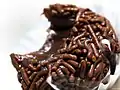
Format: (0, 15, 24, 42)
(10, 3, 120, 90)
(43, 3, 120, 89)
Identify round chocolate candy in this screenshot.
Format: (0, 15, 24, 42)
(44, 3, 120, 90)
(10, 3, 120, 90)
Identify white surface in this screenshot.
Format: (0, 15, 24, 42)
(0, 0, 120, 90)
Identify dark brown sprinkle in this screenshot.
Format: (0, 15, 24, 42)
(62, 39, 68, 48)
(29, 72, 37, 81)
(90, 17, 104, 23)
(68, 41, 73, 49)
(80, 37, 86, 41)
(53, 4, 63, 13)
(36, 76, 45, 89)
(67, 60, 79, 68)
(84, 40, 93, 59)
(10, 53, 20, 70)
(37, 64, 41, 69)
(40, 60, 48, 66)
(75, 9, 82, 22)
(93, 55, 102, 67)
(87, 25, 101, 48)
(96, 23, 103, 30)
(77, 40, 83, 47)
(79, 60, 86, 79)
(29, 69, 48, 90)
(60, 65, 70, 75)
(61, 61, 76, 73)
(52, 59, 62, 71)
(91, 43, 99, 57)
(94, 62, 106, 76)
(28, 64, 37, 71)
(103, 29, 108, 37)
(20, 67, 30, 86)
(60, 54, 77, 60)
(58, 48, 67, 53)
(68, 44, 78, 52)
(78, 18, 88, 23)
(106, 19, 118, 42)
(108, 29, 113, 36)
(94, 72, 101, 81)
(73, 31, 86, 41)
(21, 80, 27, 90)
(88, 64, 94, 78)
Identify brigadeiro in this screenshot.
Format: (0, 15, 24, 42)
(10, 3, 120, 90)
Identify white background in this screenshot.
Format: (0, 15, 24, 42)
(0, 0, 120, 90)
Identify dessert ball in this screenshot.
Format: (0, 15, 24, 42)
(10, 3, 120, 90)
(44, 4, 120, 90)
